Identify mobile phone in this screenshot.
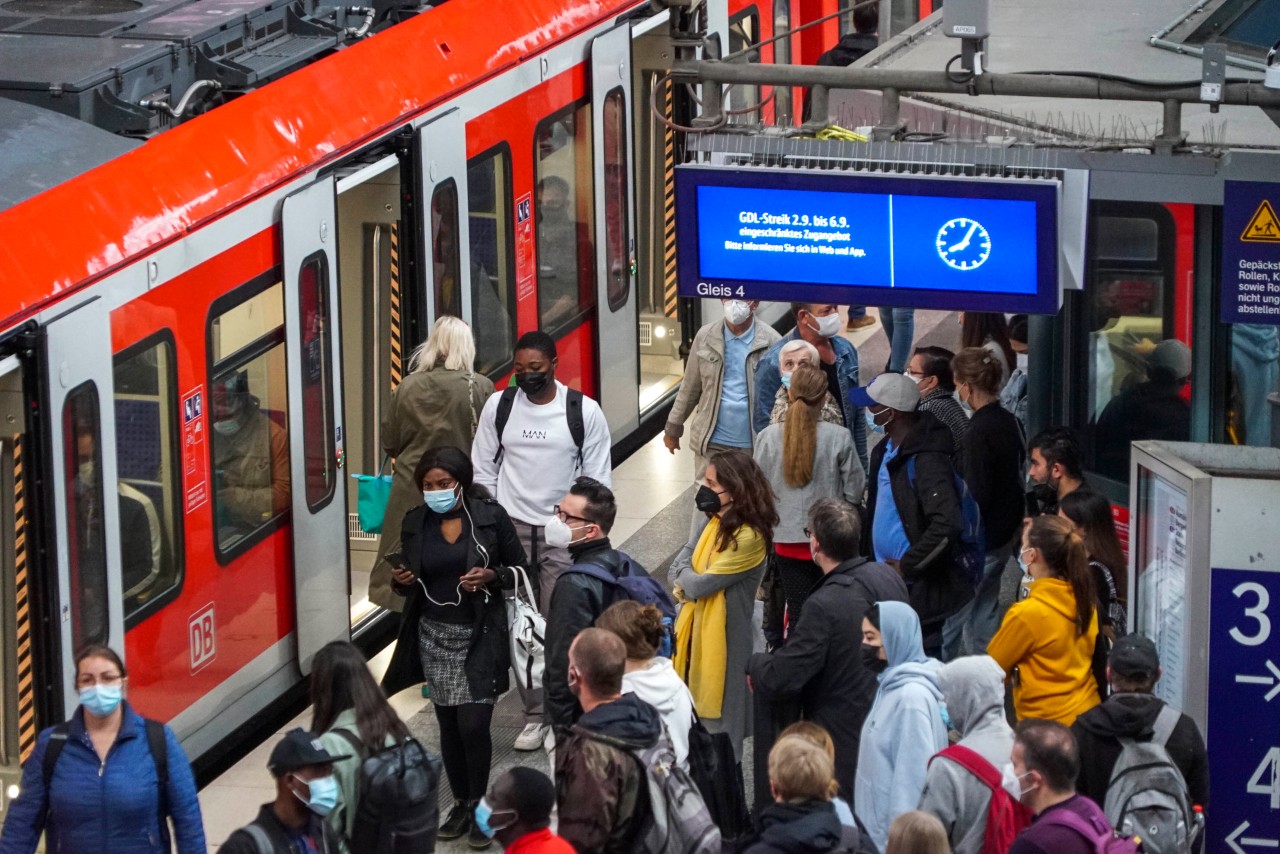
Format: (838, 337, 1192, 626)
(386, 553, 406, 570)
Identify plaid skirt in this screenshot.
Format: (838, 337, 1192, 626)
(417, 617, 496, 706)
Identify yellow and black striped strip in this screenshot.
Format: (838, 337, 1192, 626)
(661, 76, 679, 319)
(389, 222, 403, 388)
(13, 437, 34, 764)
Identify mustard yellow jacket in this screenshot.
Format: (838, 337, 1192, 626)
(987, 577, 1100, 725)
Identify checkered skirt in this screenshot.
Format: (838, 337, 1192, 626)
(417, 617, 496, 706)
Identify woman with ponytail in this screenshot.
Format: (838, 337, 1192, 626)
(754, 363, 865, 646)
(987, 515, 1101, 725)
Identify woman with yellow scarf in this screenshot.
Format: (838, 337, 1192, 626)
(671, 449, 778, 760)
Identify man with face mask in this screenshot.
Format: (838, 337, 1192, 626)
(856, 374, 970, 657)
(664, 298, 780, 482)
(472, 331, 612, 750)
(222, 728, 350, 854)
(754, 302, 867, 470)
(1025, 427, 1089, 517)
(209, 370, 290, 536)
(747, 498, 907, 806)
(1007, 720, 1120, 854)
(476, 768, 574, 852)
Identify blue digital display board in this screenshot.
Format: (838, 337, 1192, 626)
(676, 166, 1060, 313)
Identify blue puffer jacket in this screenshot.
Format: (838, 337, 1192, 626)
(0, 703, 206, 854)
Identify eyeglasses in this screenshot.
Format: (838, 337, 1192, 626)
(553, 505, 594, 526)
(803, 527, 812, 538)
(76, 674, 123, 688)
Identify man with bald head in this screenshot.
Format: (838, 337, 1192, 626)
(555, 628, 663, 853)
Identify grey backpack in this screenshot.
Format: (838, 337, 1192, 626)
(631, 727, 721, 854)
(1102, 705, 1203, 854)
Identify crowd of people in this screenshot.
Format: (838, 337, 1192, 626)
(0, 302, 1210, 854)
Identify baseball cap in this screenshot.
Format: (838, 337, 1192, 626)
(267, 728, 350, 776)
(1149, 339, 1191, 381)
(1109, 634, 1160, 681)
(849, 373, 921, 412)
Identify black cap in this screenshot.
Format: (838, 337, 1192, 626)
(1109, 634, 1160, 680)
(267, 728, 350, 776)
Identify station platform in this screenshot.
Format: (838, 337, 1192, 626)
(199, 309, 963, 851)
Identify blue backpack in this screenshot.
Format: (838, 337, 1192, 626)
(565, 549, 678, 657)
(906, 456, 986, 590)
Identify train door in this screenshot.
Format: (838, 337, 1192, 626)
(591, 26, 641, 440)
(419, 110, 472, 329)
(43, 299, 126, 711)
(281, 178, 349, 674)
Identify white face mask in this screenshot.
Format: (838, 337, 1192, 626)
(1002, 763, 1037, 801)
(810, 312, 843, 339)
(723, 300, 752, 327)
(544, 515, 590, 549)
(1016, 352, 1029, 371)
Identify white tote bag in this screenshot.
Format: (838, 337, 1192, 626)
(506, 566, 546, 695)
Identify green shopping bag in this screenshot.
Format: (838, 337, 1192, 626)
(352, 456, 393, 534)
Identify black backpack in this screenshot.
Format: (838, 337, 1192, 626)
(44, 718, 170, 849)
(685, 713, 751, 846)
(335, 729, 443, 854)
(492, 385, 585, 468)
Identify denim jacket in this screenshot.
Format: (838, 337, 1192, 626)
(752, 329, 866, 469)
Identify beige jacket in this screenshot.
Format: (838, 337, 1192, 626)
(664, 319, 781, 456)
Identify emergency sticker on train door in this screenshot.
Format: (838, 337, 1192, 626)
(182, 386, 209, 512)
(515, 192, 535, 302)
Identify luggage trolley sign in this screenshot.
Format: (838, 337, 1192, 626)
(1209, 566, 1280, 851)
(675, 165, 1060, 313)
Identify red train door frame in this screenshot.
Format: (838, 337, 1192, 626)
(281, 178, 350, 675)
(418, 109, 473, 329)
(42, 297, 126, 714)
(591, 24, 641, 440)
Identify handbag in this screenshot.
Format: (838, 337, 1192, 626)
(686, 711, 752, 844)
(506, 565, 545, 695)
(351, 455, 393, 534)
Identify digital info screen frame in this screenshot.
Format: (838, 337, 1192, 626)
(675, 165, 1061, 314)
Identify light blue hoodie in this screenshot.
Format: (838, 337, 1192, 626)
(853, 600, 948, 852)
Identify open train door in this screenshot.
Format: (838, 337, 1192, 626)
(42, 298, 126, 715)
(591, 24, 641, 440)
(281, 177, 350, 674)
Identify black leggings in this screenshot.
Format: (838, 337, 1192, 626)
(434, 702, 494, 803)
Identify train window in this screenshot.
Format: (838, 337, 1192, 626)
(535, 100, 597, 336)
(602, 89, 630, 312)
(1083, 203, 1190, 482)
(431, 180, 462, 319)
(113, 336, 184, 623)
(467, 146, 517, 377)
(63, 383, 108, 649)
(207, 279, 291, 559)
(298, 253, 336, 512)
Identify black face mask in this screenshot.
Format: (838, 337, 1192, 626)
(694, 484, 724, 514)
(861, 644, 888, 674)
(1027, 482, 1056, 510)
(516, 370, 552, 397)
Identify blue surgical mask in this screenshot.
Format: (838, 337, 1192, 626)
(79, 683, 123, 718)
(865, 408, 885, 435)
(295, 773, 339, 816)
(939, 704, 954, 731)
(423, 486, 459, 513)
(212, 418, 241, 436)
(1017, 547, 1033, 576)
(474, 797, 515, 839)
(781, 371, 793, 390)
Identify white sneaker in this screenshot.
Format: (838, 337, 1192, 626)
(514, 722, 548, 751)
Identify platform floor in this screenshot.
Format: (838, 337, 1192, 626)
(199, 309, 964, 850)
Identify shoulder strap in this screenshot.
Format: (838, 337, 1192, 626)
(1039, 805, 1110, 849)
(243, 822, 275, 854)
(492, 386, 519, 464)
(565, 560, 621, 586)
(42, 723, 70, 790)
(1151, 705, 1180, 747)
(144, 719, 169, 821)
(566, 389, 585, 468)
(932, 744, 1003, 791)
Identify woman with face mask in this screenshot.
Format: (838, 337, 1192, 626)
(380, 446, 527, 848)
(987, 515, 1101, 726)
(853, 601, 948, 853)
(0, 645, 206, 854)
(940, 347, 1027, 660)
(670, 449, 778, 761)
(767, 340, 844, 427)
(371, 316, 494, 613)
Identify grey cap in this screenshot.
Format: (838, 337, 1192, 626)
(1150, 339, 1191, 381)
(849, 372, 921, 412)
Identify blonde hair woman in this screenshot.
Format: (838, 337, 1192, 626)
(885, 811, 950, 854)
(369, 316, 495, 610)
(768, 339, 844, 426)
(754, 363, 864, 648)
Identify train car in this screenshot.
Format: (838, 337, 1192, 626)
(0, 0, 897, 806)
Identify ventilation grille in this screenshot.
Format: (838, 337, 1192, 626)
(348, 512, 378, 542)
(639, 321, 652, 347)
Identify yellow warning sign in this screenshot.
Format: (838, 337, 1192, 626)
(1241, 199, 1280, 243)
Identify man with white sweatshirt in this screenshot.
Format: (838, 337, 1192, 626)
(918, 655, 1027, 854)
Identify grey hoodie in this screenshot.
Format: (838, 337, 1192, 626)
(918, 655, 1016, 854)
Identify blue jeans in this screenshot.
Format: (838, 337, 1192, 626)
(940, 542, 1014, 661)
(848, 305, 866, 320)
(878, 307, 916, 373)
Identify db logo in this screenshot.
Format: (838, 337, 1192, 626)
(189, 604, 216, 674)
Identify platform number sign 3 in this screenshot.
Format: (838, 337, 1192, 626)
(1210, 569, 1280, 852)
(189, 604, 216, 674)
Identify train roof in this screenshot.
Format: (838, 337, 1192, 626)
(0, 0, 636, 330)
(851, 0, 1280, 148)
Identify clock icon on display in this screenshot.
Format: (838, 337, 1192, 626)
(936, 218, 991, 271)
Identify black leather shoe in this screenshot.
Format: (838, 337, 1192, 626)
(438, 800, 471, 840)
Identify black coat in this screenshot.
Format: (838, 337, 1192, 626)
(959, 401, 1026, 550)
(1071, 692, 1210, 809)
(743, 801, 875, 854)
(866, 412, 972, 643)
(747, 557, 909, 801)
(221, 804, 344, 854)
(381, 495, 527, 698)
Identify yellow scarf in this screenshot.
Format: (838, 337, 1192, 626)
(673, 517, 765, 718)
